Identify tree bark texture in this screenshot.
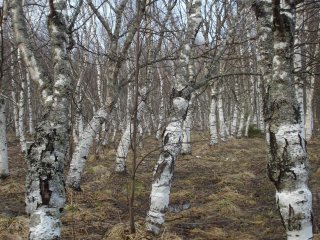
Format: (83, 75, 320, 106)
(11, 0, 72, 238)
(264, 1, 313, 239)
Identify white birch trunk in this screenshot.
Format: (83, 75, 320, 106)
(156, 68, 165, 140)
(115, 87, 146, 173)
(181, 96, 193, 154)
(305, 78, 315, 141)
(0, 99, 9, 178)
(231, 81, 239, 136)
(11, 0, 73, 238)
(67, 107, 109, 190)
(263, 1, 313, 238)
(146, 1, 202, 234)
(304, 39, 318, 141)
(237, 107, 245, 138)
(17, 51, 27, 153)
(10, 47, 19, 138)
(294, 8, 305, 140)
(209, 82, 218, 145)
(218, 85, 227, 141)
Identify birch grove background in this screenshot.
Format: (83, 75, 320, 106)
(0, 0, 320, 239)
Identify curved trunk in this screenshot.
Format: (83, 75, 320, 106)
(146, 0, 202, 234)
(67, 107, 109, 190)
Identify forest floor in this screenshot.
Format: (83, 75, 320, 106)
(1, 131, 320, 240)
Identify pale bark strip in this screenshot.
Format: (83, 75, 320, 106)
(146, 0, 202, 234)
(237, 107, 245, 138)
(304, 37, 319, 140)
(217, 84, 228, 141)
(115, 87, 146, 172)
(181, 96, 193, 154)
(156, 67, 165, 140)
(0, 98, 9, 178)
(11, 0, 73, 239)
(26, 72, 34, 135)
(17, 50, 27, 153)
(265, 1, 313, 239)
(293, 5, 305, 140)
(10, 47, 19, 137)
(231, 81, 239, 136)
(67, 107, 109, 190)
(209, 82, 218, 145)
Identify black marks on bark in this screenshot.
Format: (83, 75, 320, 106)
(163, 133, 169, 146)
(40, 176, 52, 205)
(268, 133, 296, 190)
(153, 151, 174, 182)
(252, 1, 266, 19)
(288, 204, 302, 231)
(293, 105, 301, 124)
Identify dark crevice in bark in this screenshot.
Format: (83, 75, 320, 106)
(40, 175, 52, 205)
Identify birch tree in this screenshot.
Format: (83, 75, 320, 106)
(0, 4, 8, 178)
(146, 0, 202, 234)
(255, 0, 313, 238)
(10, 0, 73, 238)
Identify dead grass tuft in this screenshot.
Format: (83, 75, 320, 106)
(103, 222, 182, 240)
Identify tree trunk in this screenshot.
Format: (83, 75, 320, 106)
(0, 98, 9, 178)
(67, 107, 109, 190)
(11, 0, 73, 238)
(265, 1, 313, 239)
(146, 0, 202, 234)
(209, 82, 218, 145)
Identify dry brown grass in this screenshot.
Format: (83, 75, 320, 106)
(1, 131, 320, 239)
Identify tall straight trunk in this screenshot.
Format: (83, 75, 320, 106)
(156, 67, 165, 140)
(209, 82, 218, 145)
(17, 50, 27, 153)
(265, 1, 313, 239)
(231, 81, 239, 136)
(11, 0, 73, 238)
(10, 46, 19, 137)
(0, 10, 9, 179)
(218, 84, 228, 141)
(0, 98, 9, 178)
(294, 6, 305, 139)
(304, 28, 319, 141)
(237, 106, 245, 138)
(146, 0, 202, 234)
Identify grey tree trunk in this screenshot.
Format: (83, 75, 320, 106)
(0, 98, 9, 178)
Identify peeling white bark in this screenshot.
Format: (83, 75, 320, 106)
(11, 0, 73, 238)
(264, 1, 313, 238)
